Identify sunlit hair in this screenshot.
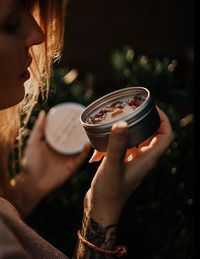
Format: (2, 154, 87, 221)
(0, 0, 67, 205)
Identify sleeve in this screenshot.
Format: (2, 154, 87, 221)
(0, 198, 69, 259)
(0, 219, 30, 259)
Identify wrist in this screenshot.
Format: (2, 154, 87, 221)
(84, 205, 120, 228)
(77, 229, 127, 258)
(81, 211, 118, 253)
(83, 190, 125, 227)
(73, 210, 118, 259)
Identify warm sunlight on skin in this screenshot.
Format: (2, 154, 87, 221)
(127, 154, 133, 161)
(89, 135, 158, 163)
(89, 105, 174, 165)
(89, 150, 105, 163)
(124, 146, 138, 161)
(124, 135, 158, 162)
(140, 136, 157, 152)
(0, 0, 44, 109)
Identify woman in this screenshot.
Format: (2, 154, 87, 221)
(0, 0, 174, 258)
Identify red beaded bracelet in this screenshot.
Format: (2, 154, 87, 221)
(77, 229, 127, 257)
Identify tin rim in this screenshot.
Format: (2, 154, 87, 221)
(80, 87, 151, 134)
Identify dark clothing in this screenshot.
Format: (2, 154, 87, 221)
(0, 198, 69, 259)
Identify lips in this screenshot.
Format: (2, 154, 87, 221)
(20, 56, 32, 80)
(24, 56, 32, 73)
(20, 69, 30, 81)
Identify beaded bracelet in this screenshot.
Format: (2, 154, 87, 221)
(77, 229, 127, 257)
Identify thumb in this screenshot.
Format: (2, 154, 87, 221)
(106, 120, 129, 163)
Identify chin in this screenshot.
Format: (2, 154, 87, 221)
(15, 89, 26, 106)
(0, 89, 25, 110)
(0, 98, 24, 110)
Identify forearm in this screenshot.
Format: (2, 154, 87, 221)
(73, 211, 118, 259)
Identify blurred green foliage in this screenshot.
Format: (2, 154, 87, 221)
(25, 46, 194, 259)
(110, 46, 193, 110)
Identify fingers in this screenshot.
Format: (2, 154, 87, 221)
(89, 121, 129, 163)
(156, 107, 174, 138)
(138, 107, 174, 157)
(28, 110, 46, 144)
(89, 144, 137, 163)
(91, 146, 138, 163)
(124, 146, 138, 161)
(154, 107, 174, 151)
(89, 108, 173, 164)
(91, 108, 174, 166)
(139, 136, 158, 152)
(106, 121, 129, 163)
(89, 150, 106, 163)
(123, 107, 174, 165)
(124, 135, 154, 162)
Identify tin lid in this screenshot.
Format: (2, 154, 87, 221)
(45, 102, 89, 154)
(81, 87, 152, 134)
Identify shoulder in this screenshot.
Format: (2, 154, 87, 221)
(0, 197, 21, 219)
(0, 197, 69, 259)
(0, 198, 30, 258)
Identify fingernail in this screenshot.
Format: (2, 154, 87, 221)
(112, 120, 128, 135)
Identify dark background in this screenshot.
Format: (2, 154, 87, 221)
(63, 0, 193, 79)
(26, 1, 194, 258)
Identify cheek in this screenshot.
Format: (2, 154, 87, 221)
(0, 65, 25, 108)
(0, 44, 21, 77)
(0, 38, 25, 108)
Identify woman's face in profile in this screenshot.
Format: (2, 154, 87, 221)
(0, 0, 44, 110)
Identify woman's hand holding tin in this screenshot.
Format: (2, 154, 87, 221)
(12, 111, 91, 217)
(84, 107, 174, 225)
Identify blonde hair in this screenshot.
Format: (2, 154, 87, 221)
(0, 0, 67, 203)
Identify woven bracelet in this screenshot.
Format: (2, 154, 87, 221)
(77, 229, 127, 257)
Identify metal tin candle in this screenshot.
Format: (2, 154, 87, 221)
(80, 87, 161, 151)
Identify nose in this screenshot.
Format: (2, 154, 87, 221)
(24, 12, 45, 48)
